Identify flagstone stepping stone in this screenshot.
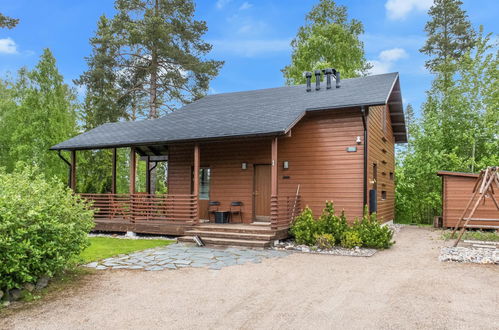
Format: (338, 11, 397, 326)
(172, 259, 191, 265)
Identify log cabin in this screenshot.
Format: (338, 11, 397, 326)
(51, 70, 407, 247)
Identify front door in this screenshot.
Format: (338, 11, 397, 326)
(253, 165, 271, 221)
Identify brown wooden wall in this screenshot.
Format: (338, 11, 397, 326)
(367, 105, 395, 223)
(167, 108, 370, 223)
(278, 109, 365, 221)
(441, 174, 498, 228)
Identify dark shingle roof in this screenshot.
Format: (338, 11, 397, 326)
(51, 72, 406, 150)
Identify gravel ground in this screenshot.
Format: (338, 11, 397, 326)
(2, 226, 498, 330)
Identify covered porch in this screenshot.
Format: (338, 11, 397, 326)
(63, 136, 301, 238)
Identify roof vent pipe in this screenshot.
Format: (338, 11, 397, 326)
(324, 68, 333, 89)
(335, 70, 341, 88)
(305, 72, 312, 92)
(315, 70, 322, 90)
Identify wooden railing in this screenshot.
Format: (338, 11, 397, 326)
(270, 195, 302, 230)
(79, 193, 198, 224)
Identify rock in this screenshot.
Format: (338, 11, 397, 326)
(2, 300, 10, 307)
(85, 262, 99, 268)
(24, 283, 35, 292)
(36, 276, 50, 290)
(285, 245, 294, 250)
(9, 288, 22, 301)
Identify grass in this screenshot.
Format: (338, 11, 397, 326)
(79, 237, 174, 263)
(441, 230, 499, 242)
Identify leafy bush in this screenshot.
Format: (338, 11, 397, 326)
(0, 164, 94, 291)
(289, 207, 318, 245)
(315, 233, 335, 249)
(317, 202, 348, 245)
(352, 209, 394, 249)
(341, 231, 363, 248)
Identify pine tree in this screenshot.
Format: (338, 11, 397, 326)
(282, 0, 371, 84)
(112, 0, 223, 118)
(0, 13, 18, 29)
(419, 0, 475, 81)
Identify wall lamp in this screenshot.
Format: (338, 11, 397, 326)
(241, 162, 248, 170)
(356, 136, 362, 145)
(283, 161, 289, 169)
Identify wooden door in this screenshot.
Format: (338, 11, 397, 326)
(254, 165, 271, 221)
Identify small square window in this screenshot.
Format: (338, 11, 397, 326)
(381, 191, 387, 200)
(389, 172, 394, 180)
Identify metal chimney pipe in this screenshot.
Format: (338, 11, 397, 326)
(335, 70, 341, 88)
(305, 72, 312, 92)
(324, 68, 333, 89)
(315, 70, 322, 90)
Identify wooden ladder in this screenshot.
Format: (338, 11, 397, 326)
(450, 166, 499, 246)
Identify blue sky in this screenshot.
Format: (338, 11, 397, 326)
(0, 0, 497, 115)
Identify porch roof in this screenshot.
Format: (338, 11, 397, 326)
(51, 72, 406, 151)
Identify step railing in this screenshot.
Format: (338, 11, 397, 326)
(270, 195, 302, 230)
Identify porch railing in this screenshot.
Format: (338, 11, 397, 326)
(79, 193, 198, 224)
(271, 195, 302, 230)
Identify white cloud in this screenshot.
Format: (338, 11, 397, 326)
(379, 48, 408, 62)
(0, 38, 18, 54)
(369, 47, 409, 75)
(216, 0, 232, 9)
(210, 38, 290, 57)
(239, 2, 252, 10)
(385, 0, 433, 20)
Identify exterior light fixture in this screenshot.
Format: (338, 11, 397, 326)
(356, 136, 362, 145)
(283, 161, 289, 169)
(241, 162, 247, 170)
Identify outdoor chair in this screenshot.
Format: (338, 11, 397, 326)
(208, 201, 220, 222)
(229, 201, 243, 222)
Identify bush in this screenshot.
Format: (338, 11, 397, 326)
(0, 164, 94, 291)
(317, 202, 348, 245)
(352, 209, 394, 249)
(315, 233, 335, 249)
(289, 207, 318, 245)
(340, 231, 363, 248)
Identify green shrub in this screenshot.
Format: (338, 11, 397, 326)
(317, 202, 348, 244)
(340, 230, 363, 248)
(0, 164, 94, 291)
(315, 233, 335, 249)
(289, 207, 318, 245)
(352, 209, 394, 249)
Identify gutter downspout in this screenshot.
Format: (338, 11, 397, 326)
(57, 150, 72, 188)
(360, 106, 368, 212)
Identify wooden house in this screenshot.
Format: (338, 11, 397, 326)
(51, 71, 407, 246)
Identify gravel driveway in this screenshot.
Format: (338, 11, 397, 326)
(2, 226, 498, 330)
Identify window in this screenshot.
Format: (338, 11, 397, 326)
(199, 168, 211, 200)
(381, 190, 387, 200)
(389, 172, 394, 180)
(192, 167, 211, 200)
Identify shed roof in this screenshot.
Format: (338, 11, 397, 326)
(51, 72, 406, 151)
(437, 171, 479, 178)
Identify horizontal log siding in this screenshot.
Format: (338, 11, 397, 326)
(367, 105, 395, 222)
(168, 140, 271, 223)
(167, 108, 366, 224)
(278, 109, 364, 221)
(442, 175, 498, 228)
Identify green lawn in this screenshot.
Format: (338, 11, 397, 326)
(441, 230, 499, 242)
(80, 237, 174, 263)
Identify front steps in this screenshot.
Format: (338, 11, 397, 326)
(179, 223, 284, 248)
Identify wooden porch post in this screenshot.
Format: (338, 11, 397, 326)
(111, 148, 117, 194)
(70, 150, 77, 191)
(193, 143, 200, 224)
(129, 147, 136, 194)
(145, 156, 151, 194)
(270, 137, 278, 229)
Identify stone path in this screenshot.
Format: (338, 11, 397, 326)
(85, 243, 291, 271)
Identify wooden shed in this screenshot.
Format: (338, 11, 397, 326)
(437, 171, 499, 228)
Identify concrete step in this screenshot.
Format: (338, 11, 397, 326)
(179, 236, 271, 248)
(185, 229, 274, 241)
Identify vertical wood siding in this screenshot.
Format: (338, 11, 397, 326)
(367, 105, 396, 222)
